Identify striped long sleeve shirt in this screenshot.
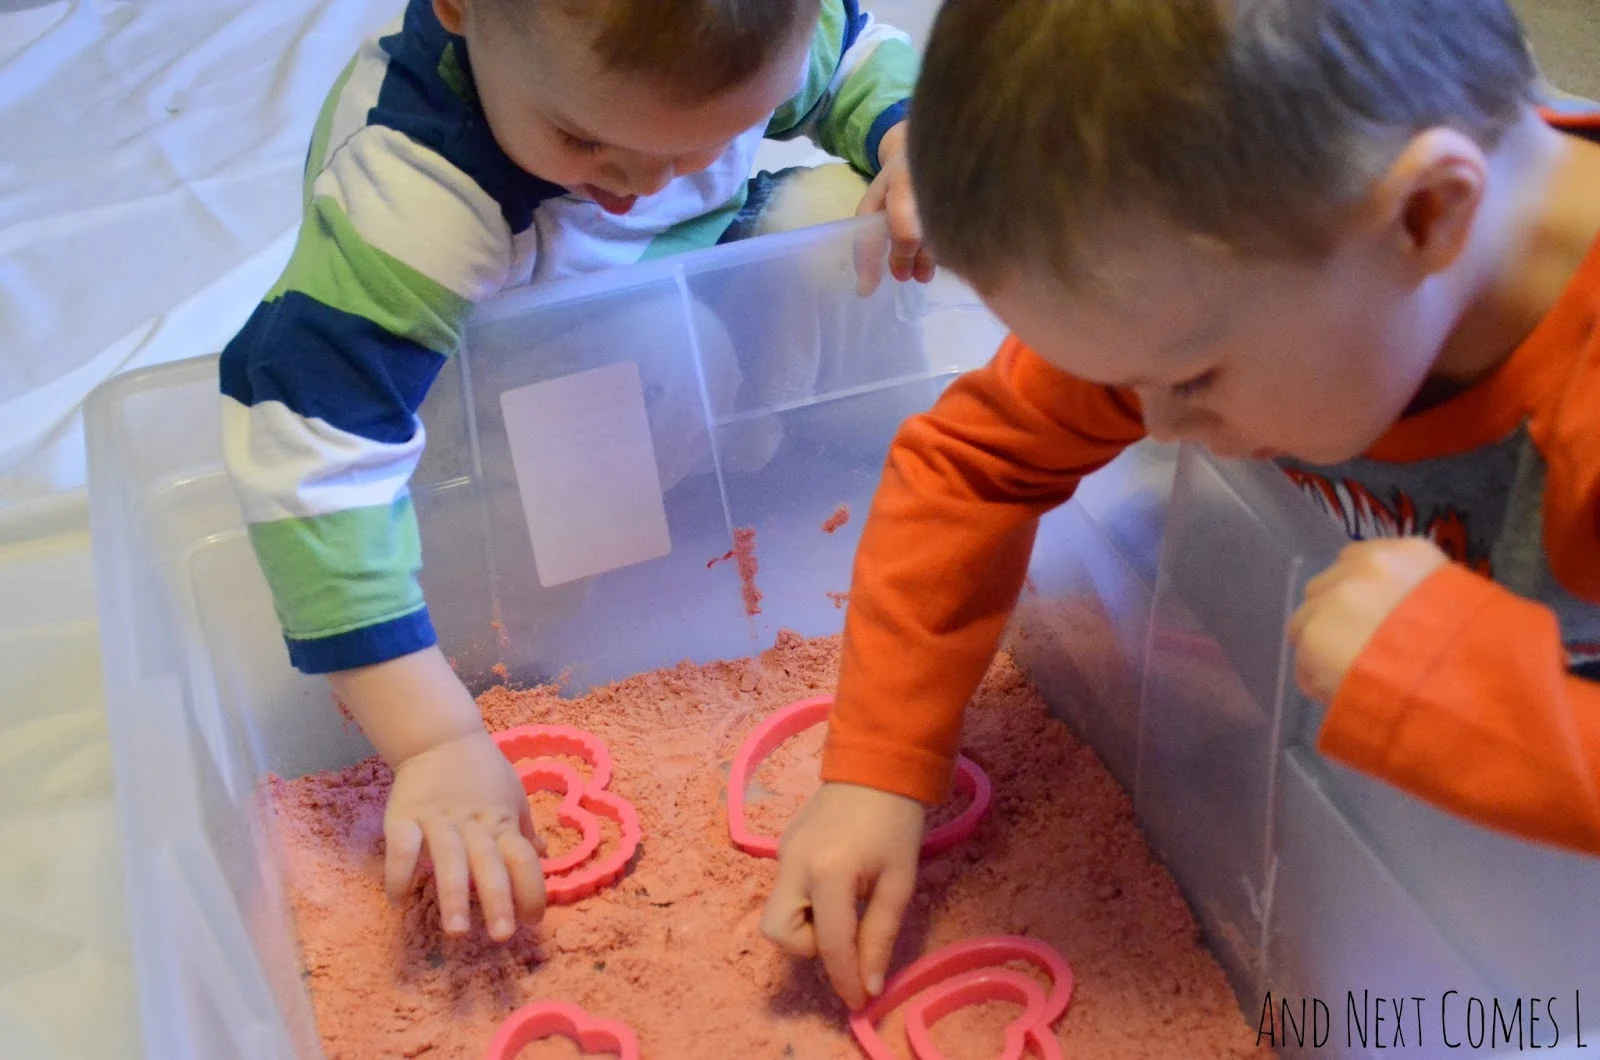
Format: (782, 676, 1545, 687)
(219, 0, 916, 674)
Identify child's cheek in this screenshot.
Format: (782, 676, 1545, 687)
(506, 140, 584, 188)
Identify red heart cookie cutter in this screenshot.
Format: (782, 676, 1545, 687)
(497, 725, 615, 789)
(727, 695, 993, 859)
(493, 725, 641, 904)
(484, 1000, 640, 1060)
(850, 935, 1075, 1060)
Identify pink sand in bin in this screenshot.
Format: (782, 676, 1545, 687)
(268, 633, 1271, 1059)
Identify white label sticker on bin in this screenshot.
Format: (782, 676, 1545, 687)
(500, 361, 671, 587)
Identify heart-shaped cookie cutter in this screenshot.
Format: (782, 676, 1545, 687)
(850, 935, 1074, 1060)
(497, 725, 615, 789)
(903, 970, 1060, 1060)
(494, 725, 642, 904)
(484, 1000, 640, 1060)
(727, 696, 993, 859)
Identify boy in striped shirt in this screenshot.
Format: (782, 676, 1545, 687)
(220, 0, 924, 942)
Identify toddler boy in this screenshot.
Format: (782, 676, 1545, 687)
(220, 0, 925, 942)
(764, 0, 1600, 1010)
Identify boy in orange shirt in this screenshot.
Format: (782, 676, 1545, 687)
(761, 0, 1600, 1011)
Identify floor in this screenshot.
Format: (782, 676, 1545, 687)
(1514, 0, 1600, 99)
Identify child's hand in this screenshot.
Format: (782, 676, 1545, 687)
(760, 781, 925, 1010)
(1289, 538, 1450, 702)
(327, 646, 547, 942)
(384, 729, 547, 940)
(855, 121, 936, 295)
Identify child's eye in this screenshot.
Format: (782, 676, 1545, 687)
(559, 130, 603, 154)
(1171, 369, 1217, 399)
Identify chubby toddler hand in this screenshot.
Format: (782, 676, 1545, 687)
(385, 728, 548, 941)
(760, 781, 925, 1010)
(1288, 537, 1450, 703)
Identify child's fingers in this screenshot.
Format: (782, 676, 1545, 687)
(518, 798, 548, 856)
(464, 826, 517, 941)
(1286, 595, 1333, 700)
(856, 862, 916, 1000)
(884, 181, 924, 283)
(1301, 566, 1339, 603)
(1293, 655, 1321, 701)
(913, 248, 936, 284)
(421, 819, 473, 935)
(1287, 589, 1327, 650)
(760, 865, 819, 958)
(853, 181, 891, 296)
(887, 233, 918, 282)
(1302, 545, 1363, 602)
(498, 826, 547, 925)
(1286, 596, 1311, 647)
(855, 173, 889, 217)
(810, 871, 867, 1010)
(383, 816, 425, 905)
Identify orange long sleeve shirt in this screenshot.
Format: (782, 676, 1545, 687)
(822, 166, 1600, 856)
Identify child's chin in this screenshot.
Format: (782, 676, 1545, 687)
(1203, 443, 1281, 462)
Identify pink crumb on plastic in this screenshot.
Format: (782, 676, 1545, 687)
(821, 506, 851, 534)
(826, 591, 849, 610)
(488, 601, 512, 663)
(268, 632, 1271, 1059)
(732, 527, 762, 616)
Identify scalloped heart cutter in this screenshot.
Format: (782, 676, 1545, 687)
(484, 1000, 640, 1060)
(493, 725, 641, 904)
(727, 695, 992, 859)
(850, 935, 1075, 1060)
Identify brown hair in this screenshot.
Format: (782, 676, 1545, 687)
(520, 0, 821, 104)
(910, 0, 1537, 290)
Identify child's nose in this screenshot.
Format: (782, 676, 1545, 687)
(1137, 391, 1178, 442)
(675, 144, 726, 177)
(624, 158, 675, 197)
(1138, 390, 1205, 443)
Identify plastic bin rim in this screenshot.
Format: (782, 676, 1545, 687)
(85, 353, 222, 425)
(77, 213, 900, 424)
(469, 214, 888, 326)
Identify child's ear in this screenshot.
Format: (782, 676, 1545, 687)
(433, 0, 468, 35)
(1371, 128, 1489, 279)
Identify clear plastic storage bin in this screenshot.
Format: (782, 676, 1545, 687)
(1123, 446, 1600, 1059)
(87, 215, 1600, 1059)
(86, 218, 1013, 1059)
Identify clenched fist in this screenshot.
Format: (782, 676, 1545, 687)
(1288, 538, 1450, 703)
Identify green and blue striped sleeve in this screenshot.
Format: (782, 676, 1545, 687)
(767, 0, 919, 176)
(220, 0, 573, 675)
(219, 121, 514, 673)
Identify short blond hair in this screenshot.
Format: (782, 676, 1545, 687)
(520, 0, 820, 104)
(910, 0, 1537, 290)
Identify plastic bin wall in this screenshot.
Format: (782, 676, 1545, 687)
(86, 217, 1013, 1058)
(1125, 446, 1600, 1058)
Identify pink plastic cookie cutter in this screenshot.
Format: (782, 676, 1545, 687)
(850, 935, 1075, 1060)
(485, 1000, 640, 1060)
(727, 695, 993, 859)
(493, 725, 642, 904)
